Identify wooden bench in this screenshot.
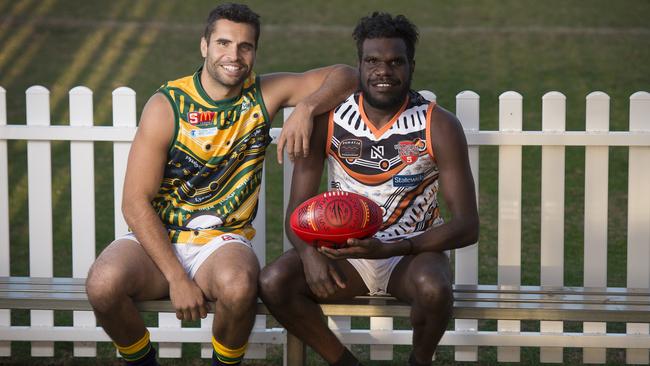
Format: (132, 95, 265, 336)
(1, 86, 649, 364)
(3, 276, 650, 365)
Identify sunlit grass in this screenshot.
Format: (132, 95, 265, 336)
(0, 0, 55, 71)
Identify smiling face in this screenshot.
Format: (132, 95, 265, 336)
(359, 37, 414, 111)
(201, 19, 256, 90)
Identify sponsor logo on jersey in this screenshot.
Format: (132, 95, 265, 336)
(393, 173, 425, 187)
(187, 111, 216, 125)
(338, 139, 362, 158)
(370, 145, 384, 160)
(331, 181, 342, 190)
(189, 127, 218, 137)
(394, 141, 419, 164)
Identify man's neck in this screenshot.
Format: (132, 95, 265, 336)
(362, 96, 407, 130)
(200, 70, 242, 102)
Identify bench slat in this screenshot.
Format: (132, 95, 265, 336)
(3, 277, 650, 296)
(3, 295, 649, 323)
(2, 277, 650, 324)
(4, 285, 650, 306)
(3, 290, 649, 307)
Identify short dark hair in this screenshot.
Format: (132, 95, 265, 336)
(204, 3, 261, 47)
(352, 12, 419, 62)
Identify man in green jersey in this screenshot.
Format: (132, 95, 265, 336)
(85, 3, 357, 365)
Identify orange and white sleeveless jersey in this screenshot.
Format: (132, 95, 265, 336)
(326, 91, 444, 240)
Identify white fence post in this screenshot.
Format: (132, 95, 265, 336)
(282, 107, 306, 366)
(69, 86, 97, 357)
(540, 92, 566, 363)
(0, 86, 10, 357)
(626, 91, 650, 365)
(369, 316, 393, 360)
(282, 107, 295, 253)
(26, 85, 54, 357)
(200, 314, 214, 359)
(454, 90, 479, 362)
(583, 91, 610, 364)
(112, 87, 135, 237)
(497, 91, 523, 363)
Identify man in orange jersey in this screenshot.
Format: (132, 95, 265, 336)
(260, 12, 478, 366)
(85, 3, 357, 366)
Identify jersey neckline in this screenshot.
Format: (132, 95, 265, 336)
(358, 93, 410, 139)
(193, 66, 249, 107)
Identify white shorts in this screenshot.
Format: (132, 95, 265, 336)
(347, 256, 404, 296)
(346, 236, 451, 296)
(118, 232, 253, 278)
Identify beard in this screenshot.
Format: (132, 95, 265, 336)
(361, 74, 412, 110)
(205, 60, 250, 88)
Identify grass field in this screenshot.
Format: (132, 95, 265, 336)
(1, 0, 650, 364)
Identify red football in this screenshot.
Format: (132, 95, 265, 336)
(289, 191, 383, 248)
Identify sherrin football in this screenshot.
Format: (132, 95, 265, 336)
(289, 191, 383, 248)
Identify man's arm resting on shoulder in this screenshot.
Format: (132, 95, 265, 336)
(321, 108, 479, 260)
(122, 93, 208, 320)
(260, 64, 358, 162)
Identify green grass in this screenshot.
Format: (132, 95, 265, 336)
(1, 0, 649, 364)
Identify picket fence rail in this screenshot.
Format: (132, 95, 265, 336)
(0, 85, 649, 364)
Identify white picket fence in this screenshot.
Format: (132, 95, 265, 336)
(0, 85, 649, 364)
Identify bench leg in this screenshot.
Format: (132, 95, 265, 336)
(285, 332, 305, 366)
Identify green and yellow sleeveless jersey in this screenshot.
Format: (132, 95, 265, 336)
(154, 68, 271, 244)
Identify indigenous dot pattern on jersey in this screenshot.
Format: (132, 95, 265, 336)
(153, 69, 271, 244)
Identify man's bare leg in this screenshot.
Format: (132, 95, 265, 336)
(194, 243, 260, 362)
(86, 239, 169, 362)
(259, 249, 367, 365)
(387, 252, 453, 365)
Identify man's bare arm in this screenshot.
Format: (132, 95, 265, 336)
(260, 64, 358, 163)
(284, 113, 328, 253)
(408, 106, 479, 253)
(122, 93, 208, 320)
(284, 114, 347, 297)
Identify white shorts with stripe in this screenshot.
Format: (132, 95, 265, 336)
(117, 232, 253, 278)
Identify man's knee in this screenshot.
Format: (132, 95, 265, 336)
(86, 261, 129, 313)
(258, 262, 292, 305)
(213, 267, 258, 311)
(412, 272, 453, 311)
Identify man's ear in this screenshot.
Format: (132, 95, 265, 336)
(200, 36, 208, 58)
(411, 59, 416, 73)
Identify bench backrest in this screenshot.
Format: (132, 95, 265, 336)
(1, 85, 649, 363)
